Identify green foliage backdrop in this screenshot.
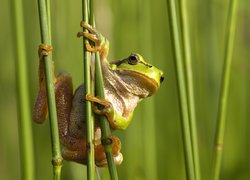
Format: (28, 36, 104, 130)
(1, 0, 250, 179)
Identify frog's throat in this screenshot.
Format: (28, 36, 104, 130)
(101, 61, 159, 97)
(115, 70, 160, 97)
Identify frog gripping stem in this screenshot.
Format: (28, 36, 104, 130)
(77, 21, 109, 58)
(38, 44, 53, 60)
(33, 44, 53, 123)
(85, 93, 116, 127)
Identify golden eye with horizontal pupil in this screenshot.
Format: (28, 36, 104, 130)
(128, 54, 140, 65)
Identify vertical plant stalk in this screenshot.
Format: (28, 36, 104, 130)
(82, 0, 96, 179)
(179, 0, 201, 179)
(37, 0, 63, 179)
(95, 54, 119, 180)
(166, 0, 195, 179)
(89, 4, 119, 180)
(83, 0, 118, 179)
(12, 0, 35, 179)
(212, 1, 238, 180)
(45, 0, 52, 41)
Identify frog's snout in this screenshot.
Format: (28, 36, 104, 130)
(160, 75, 164, 83)
(159, 71, 164, 83)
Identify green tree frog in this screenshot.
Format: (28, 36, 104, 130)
(33, 21, 164, 166)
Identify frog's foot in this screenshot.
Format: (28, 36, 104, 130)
(38, 44, 53, 60)
(77, 21, 109, 57)
(85, 94, 114, 122)
(95, 136, 123, 167)
(62, 136, 123, 166)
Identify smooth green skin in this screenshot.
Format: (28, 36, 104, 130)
(107, 55, 164, 130)
(86, 25, 164, 130)
(110, 54, 163, 89)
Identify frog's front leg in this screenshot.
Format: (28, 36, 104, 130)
(77, 21, 109, 59)
(85, 94, 132, 130)
(85, 94, 116, 128)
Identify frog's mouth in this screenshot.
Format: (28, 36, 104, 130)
(118, 70, 162, 97)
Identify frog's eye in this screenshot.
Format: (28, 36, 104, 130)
(128, 54, 139, 65)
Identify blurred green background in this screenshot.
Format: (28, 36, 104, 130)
(1, 0, 250, 179)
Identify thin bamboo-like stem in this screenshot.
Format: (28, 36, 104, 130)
(212, 1, 238, 180)
(95, 53, 119, 180)
(82, 0, 95, 179)
(179, 1, 201, 180)
(45, 0, 52, 42)
(166, 0, 195, 179)
(37, 0, 63, 179)
(87, 1, 119, 179)
(12, 0, 35, 179)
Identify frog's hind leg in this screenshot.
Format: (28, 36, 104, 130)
(62, 147, 87, 164)
(54, 73, 86, 150)
(33, 45, 88, 162)
(33, 44, 53, 123)
(63, 135, 123, 166)
(54, 72, 73, 139)
(55, 78, 123, 166)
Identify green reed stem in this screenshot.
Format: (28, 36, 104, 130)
(166, 0, 195, 179)
(82, 0, 95, 179)
(84, 1, 118, 179)
(179, 0, 201, 179)
(45, 0, 52, 41)
(95, 53, 119, 180)
(37, 0, 63, 179)
(212, 1, 238, 180)
(12, 0, 35, 179)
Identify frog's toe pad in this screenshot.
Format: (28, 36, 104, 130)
(93, 103, 112, 115)
(38, 44, 53, 59)
(85, 42, 99, 52)
(114, 152, 123, 165)
(95, 152, 123, 167)
(85, 94, 112, 111)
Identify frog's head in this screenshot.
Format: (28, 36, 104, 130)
(110, 53, 164, 97)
